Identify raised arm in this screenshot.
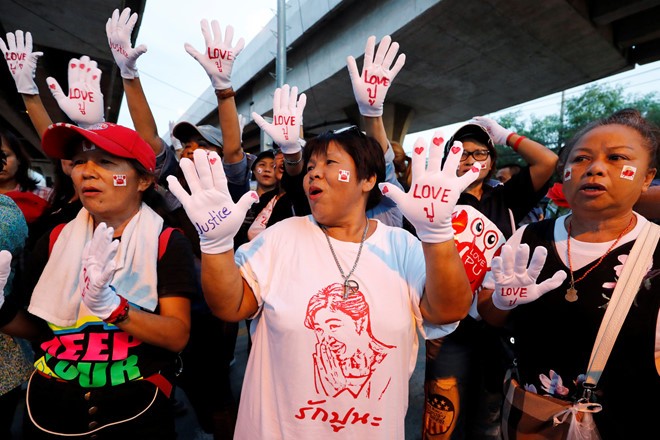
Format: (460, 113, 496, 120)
(379, 133, 481, 324)
(1, 30, 52, 137)
(347, 35, 405, 155)
(185, 20, 245, 164)
(473, 116, 558, 191)
(106, 8, 163, 155)
(167, 149, 259, 321)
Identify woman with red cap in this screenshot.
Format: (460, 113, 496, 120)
(0, 122, 196, 438)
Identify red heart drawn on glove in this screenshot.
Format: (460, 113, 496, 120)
(382, 185, 389, 194)
(70, 63, 76, 69)
(414, 146, 424, 155)
(79, 64, 85, 69)
(471, 166, 480, 173)
(432, 137, 444, 146)
(92, 75, 98, 80)
(451, 146, 460, 154)
(251, 193, 258, 200)
(209, 157, 218, 165)
(49, 83, 56, 89)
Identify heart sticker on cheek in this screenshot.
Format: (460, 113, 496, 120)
(414, 146, 424, 155)
(209, 157, 218, 165)
(381, 185, 389, 194)
(432, 137, 444, 146)
(451, 146, 460, 154)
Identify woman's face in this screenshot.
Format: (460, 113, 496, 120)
(70, 145, 150, 225)
(0, 143, 19, 185)
(253, 157, 278, 189)
(181, 137, 221, 161)
(562, 124, 656, 215)
(304, 141, 375, 225)
(456, 140, 492, 184)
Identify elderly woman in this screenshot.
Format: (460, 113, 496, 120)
(478, 108, 660, 439)
(169, 122, 479, 438)
(0, 122, 196, 439)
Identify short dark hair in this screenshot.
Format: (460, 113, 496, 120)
(303, 126, 385, 210)
(0, 126, 38, 192)
(559, 108, 659, 172)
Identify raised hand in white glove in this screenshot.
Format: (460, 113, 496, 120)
(471, 116, 513, 146)
(252, 84, 307, 154)
(184, 20, 244, 90)
(490, 244, 567, 310)
(106, 8, 148, 79)
(0, 250, 12, 309)
(80, 223, 121, 319)
(0, 30, 43, 95)
(46, 56, 105, 129)
(167, 149, 258, 254)
(379, 132, 480, 243)
(347, 35, 405, 117)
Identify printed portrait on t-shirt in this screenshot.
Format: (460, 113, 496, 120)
(304, 283, 396, 400)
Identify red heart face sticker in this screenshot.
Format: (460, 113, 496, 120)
(209, 157, 218, 165)
(414, 146, 424, 155)
(451, 146, 460, 154)
(432, 137, 444, 146)
(381, 185, 389, 194)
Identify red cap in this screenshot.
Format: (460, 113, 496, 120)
(42, 122, 156, 173)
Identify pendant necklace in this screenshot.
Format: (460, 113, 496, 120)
(321, 219, 369, 299)
(565, 215, 634, 302)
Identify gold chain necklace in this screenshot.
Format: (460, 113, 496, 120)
(320, 219, 369, 299)
(565, 215, 634, 302)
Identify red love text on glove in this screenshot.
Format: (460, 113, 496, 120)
(498, 286, 528, 308)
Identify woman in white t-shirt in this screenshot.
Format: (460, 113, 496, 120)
(169, 118, 482, 438)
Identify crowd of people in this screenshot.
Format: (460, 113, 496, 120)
(0, 6, 659, 440)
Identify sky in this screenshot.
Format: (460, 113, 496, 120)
(116, 0, 275, 135)
(117, 0, 660, 153)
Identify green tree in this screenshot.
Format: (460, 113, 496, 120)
(494, 84, 660, 167)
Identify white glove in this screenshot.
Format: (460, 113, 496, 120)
(490, 244, 567, 310)
(347, 35, 405, 117)
(46, 56, 105, 129)
(167, 149, 258, 254)
(105, 8, 148, 79)
(0, 30, 43, 95)
(252, 84, 307, 154)
(184, 20, 244, 90)
(379, 132, 480, 243)
(0, 250, 12, 309)
(80, 223, 121, 319)
(471, 116, 512, 146)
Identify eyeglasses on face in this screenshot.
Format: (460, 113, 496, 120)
(460, 149, 490, 162)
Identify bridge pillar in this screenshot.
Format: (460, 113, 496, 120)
(382, 102, 415, 145)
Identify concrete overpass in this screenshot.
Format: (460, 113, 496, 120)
(179, 0, 660, 152)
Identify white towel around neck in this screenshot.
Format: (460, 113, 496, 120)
(28, 203, 164, 327)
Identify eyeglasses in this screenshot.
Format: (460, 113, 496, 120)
(460, 150, 490, 162)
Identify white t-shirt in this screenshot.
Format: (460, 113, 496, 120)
(234, 216, 458, 439)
